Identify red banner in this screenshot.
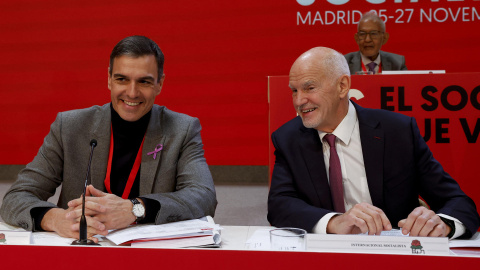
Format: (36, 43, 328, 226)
(0, 1, 479, 165)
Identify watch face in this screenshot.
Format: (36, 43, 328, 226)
(132, 203, 145, 218)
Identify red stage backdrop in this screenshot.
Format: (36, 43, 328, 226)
(0, 0, 479, 166)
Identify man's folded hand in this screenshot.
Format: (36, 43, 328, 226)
(327, 202, 392, 235)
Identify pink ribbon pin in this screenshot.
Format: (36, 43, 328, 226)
(147, 144, 163, 160)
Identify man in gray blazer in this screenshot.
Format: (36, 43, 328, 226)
(0, 36, 217, 242)
(344, 12, 407, 75)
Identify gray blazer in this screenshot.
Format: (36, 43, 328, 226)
(344, 51, 407, 75)
(0, 104, 217, 230)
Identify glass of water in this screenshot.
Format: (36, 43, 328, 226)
(270, 228, 307, 251)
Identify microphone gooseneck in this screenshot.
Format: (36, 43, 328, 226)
(72, 139, 99, 246)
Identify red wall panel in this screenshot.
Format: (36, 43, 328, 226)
(0, 0, 479, 165)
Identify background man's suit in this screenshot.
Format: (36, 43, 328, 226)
(268, 101, 479, 238)
(0, 103, 217, 230)
(344, 51, 407, 75)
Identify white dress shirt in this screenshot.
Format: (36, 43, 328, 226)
(312, 101, 465, 238)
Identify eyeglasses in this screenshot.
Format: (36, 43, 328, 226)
(357, 31, 384, 40)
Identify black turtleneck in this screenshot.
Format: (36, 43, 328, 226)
(109, 104, 160, 223)
(110, 104, 150, 199)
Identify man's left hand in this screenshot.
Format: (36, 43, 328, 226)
(398, 206, 451, 237)
(68, 185, 136, 230)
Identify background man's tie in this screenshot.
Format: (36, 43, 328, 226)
(366, 62, 377, 74)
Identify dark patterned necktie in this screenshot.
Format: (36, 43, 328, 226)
(324, 134, 345, 213)
(366, 62, 377, 74)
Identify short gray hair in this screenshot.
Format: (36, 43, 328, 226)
(358, 11, 386, 32)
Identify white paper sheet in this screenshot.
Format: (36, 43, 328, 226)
(0, 222, 27, 231)
(243, 229, 408, 251)
(449, 232, 480, 248)
(106, 219, 222, 245)
(31, 232, 76, 246)
(245, 229, 271, 250)
(359, 229, 409, 237)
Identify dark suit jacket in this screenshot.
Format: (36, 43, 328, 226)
(0, 104, 217, 230)
(268, 102, 479, 237)
(344, 51, 407, 75)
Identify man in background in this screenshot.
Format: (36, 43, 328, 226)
(268, 46, 479, 238)
(344, 11, 407, 74)
(1, 36, 217, 242)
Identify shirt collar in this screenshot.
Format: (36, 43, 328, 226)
(318, 101, 357, 145)
(361, 52, 381, 66)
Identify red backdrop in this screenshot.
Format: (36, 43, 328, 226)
(0, 0, 479, 166)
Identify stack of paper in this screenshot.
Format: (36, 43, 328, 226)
(106, 218, 222, 248)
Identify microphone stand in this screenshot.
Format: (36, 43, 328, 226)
(72, 140, 100, 246)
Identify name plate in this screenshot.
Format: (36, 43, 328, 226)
(307, 234, 449, 256)
(0, 230, 32, 245)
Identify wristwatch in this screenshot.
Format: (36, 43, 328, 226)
(130, 198, 145, 222)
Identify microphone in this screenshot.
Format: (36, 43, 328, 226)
(72, 139, 99, 245)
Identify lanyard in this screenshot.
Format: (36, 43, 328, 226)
(104, 126, 145, 199)
(361, 61, 382, 73)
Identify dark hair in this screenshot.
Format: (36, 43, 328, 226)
(109, 36, 164, 82)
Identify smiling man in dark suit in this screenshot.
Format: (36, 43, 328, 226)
(1, 36, 217, 242)
(344, 11, 407, 75)
(267, 47, 479, 239)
